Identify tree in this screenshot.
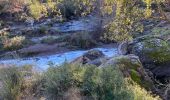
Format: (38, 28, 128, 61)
(102, 0, 144, 42)
(101, 0, 169, 42)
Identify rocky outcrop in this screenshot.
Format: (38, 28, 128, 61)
(100, 54, 155, 91)
(83, 49, 105, 60)
(129, 38, 170, 65)
(126, 28, 170, 81)
(72, 50, 105, 65)
(118, 41, 128, 55)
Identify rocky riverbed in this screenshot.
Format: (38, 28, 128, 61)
(0, 47, 118, 70)
(0, 15, 119, 70)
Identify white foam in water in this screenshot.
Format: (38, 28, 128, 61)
(0, 48, 118, 70)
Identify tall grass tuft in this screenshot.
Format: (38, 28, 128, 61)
(0, 67, 23, 100)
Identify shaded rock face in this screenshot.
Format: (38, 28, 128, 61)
(118, 41, 128, 55)
(130, 38, 170, 64)
(87, 58, 109, 66)
(100, 54, 155, 91)
(83, 50, 105, 60)
(72, 50, 105, 65)
(127, 34, 170, 81)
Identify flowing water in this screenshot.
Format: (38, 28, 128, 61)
(0, 16, 118, 70)
(0, 48, 118, 70)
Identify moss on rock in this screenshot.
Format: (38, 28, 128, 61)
(151, 27, 170, 41)
(130, 69, 141, 84)
(100, 55, 154, 91)
(132, 38, 170, 64)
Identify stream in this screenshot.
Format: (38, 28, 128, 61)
(0, 48, 118, 70)
(0, 16, 118, 70)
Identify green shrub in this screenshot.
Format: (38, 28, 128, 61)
(0, 67, 23, 100)
(0, 63, 160, 100)
(21, 69, 45, 99)
(28, 0, 63, 20)
(101, 0, 144, 42)
(28, 0, 95, 20)
(44, 63, 159, 100)
(28, 1, 48, 20)
(81, 66, 133, 100)
(127, 80, 160, 100)
(44, 63, 81, 99)
(57, 0, 95, 20)
(103, 8, 144, 42)
(151, 27, 170, 41)
(0, 65, 46, 99)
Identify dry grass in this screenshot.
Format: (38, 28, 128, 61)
(2, 36, 25, 50)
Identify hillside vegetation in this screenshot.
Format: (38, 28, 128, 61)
(0, 0, 170, 100)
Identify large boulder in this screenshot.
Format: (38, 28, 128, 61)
(118, 41, 128, 55)
(72, 50, 105, 65)
(83, 49, 105, 60)
(100, 54, 155, 91)
(127, 29, 170, 80)
(129, 38, 170, 65)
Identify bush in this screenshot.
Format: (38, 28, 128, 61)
(44, 63, 77, 99)
(0, 31, 9, 51)
(1, 0, 95, 20)
(0, 65, 46, 99)
(28, 1, 48, 20)
(2, 36, 26, 50)
(58, 0, 95, 20)
(0, 67, 23, 100)
(101, 0, 145, 42)
(0, 0, 26, 13)
(70, 32, 97, 49)
(28, 0, 95, 20)
(44, 63, 159, 100)
(28, 0, 63, 20)
(0, 64, 160, 100)
(103, 9, 144, 42)
(21, 70, 45, 99)
(127, 81, 160, 100)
